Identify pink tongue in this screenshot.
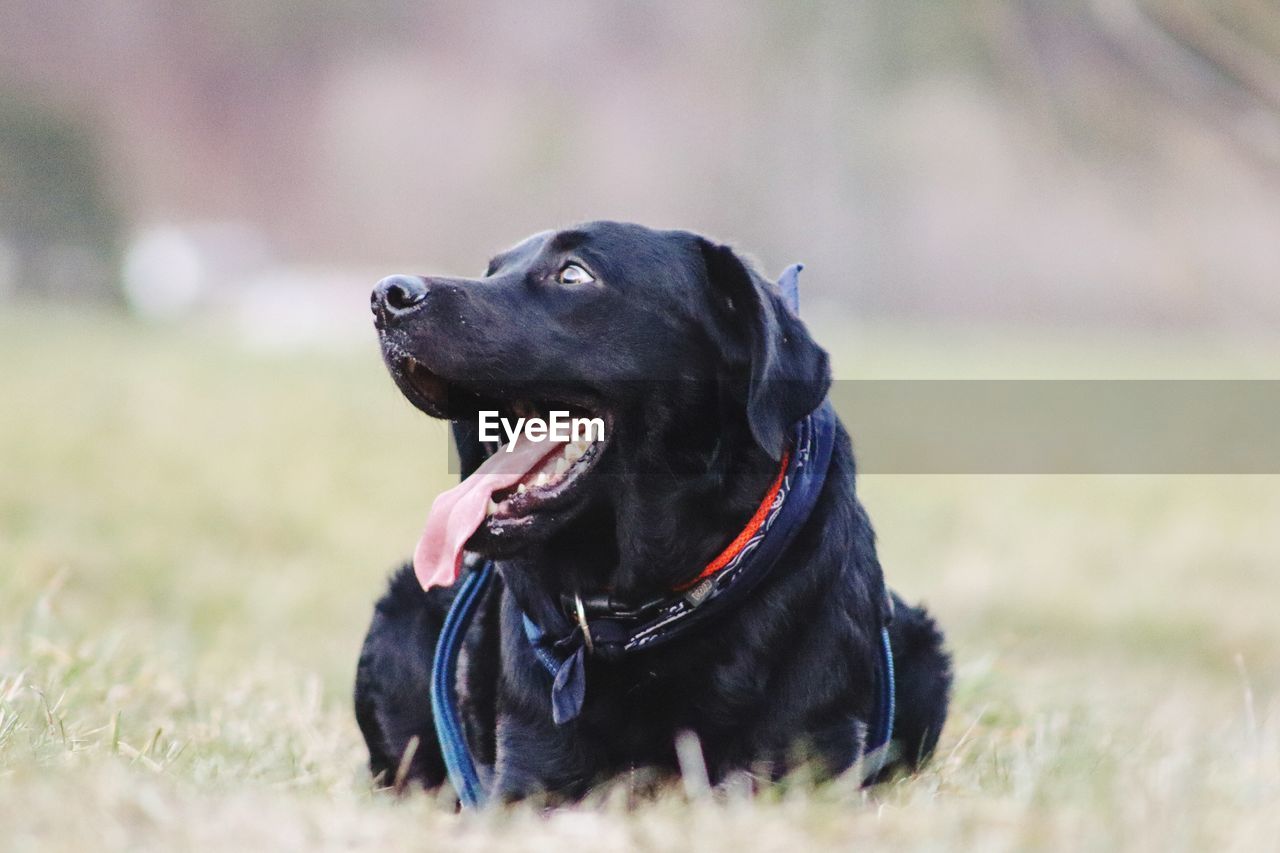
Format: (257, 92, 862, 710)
(413, 434, 563, 590)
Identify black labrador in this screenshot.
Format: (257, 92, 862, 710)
(355, 222, 951, 802)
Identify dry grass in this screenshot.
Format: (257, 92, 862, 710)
(1, 307, 1278, 851)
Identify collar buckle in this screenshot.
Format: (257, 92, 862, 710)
(572, 593, 594, 654)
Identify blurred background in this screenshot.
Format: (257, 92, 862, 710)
(3, 2, 1279, 848)
(6, 0, 1280, 334)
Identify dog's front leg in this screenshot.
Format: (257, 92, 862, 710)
(491, 589, 603, 801)
(491, 706, 595, 803)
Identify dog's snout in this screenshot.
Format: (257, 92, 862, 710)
(372, 275, 429, 322)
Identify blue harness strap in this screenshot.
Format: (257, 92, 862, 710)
(777, 262, 804, 311)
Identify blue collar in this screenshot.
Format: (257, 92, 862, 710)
(430, 401, 896, 807)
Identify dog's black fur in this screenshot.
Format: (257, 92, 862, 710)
(355, 222, 951, 801)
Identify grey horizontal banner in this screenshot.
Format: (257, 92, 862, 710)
(833, 380, 1280, 474)
(440, 381, 1280, 475)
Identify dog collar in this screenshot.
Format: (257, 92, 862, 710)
(546, 444, 790, 638)
(519, 400, 839, 726)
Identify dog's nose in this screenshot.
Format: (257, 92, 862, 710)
(372, 274, 429, 322)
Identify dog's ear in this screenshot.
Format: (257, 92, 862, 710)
(699, 239, 831, 459)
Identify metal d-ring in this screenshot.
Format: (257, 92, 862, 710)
(573, 593, 594, 654)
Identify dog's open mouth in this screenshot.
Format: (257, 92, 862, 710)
(390, 352, 612, 590)
(481, 417, 606, 521)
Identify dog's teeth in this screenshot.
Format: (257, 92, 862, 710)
(516, 483, 527, 493)
(554, 457, 569, 477)
(486, 498, 499, 515)
(564, 442, 584, 462)
(535, 472, 548, 486)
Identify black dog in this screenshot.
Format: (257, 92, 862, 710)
(355, 222, 951, 802)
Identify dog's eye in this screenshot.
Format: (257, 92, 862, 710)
(555, 263, 595, 286)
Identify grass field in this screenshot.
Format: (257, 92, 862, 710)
(1, 306, 1278, 851)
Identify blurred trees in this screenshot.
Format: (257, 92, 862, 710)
(1, 0, 1279, 325)
(0, 93, 122, 303)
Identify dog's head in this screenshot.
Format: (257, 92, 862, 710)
(373, 221, 830, 590)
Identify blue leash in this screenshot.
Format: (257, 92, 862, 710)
(429, 559, 495, 809)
